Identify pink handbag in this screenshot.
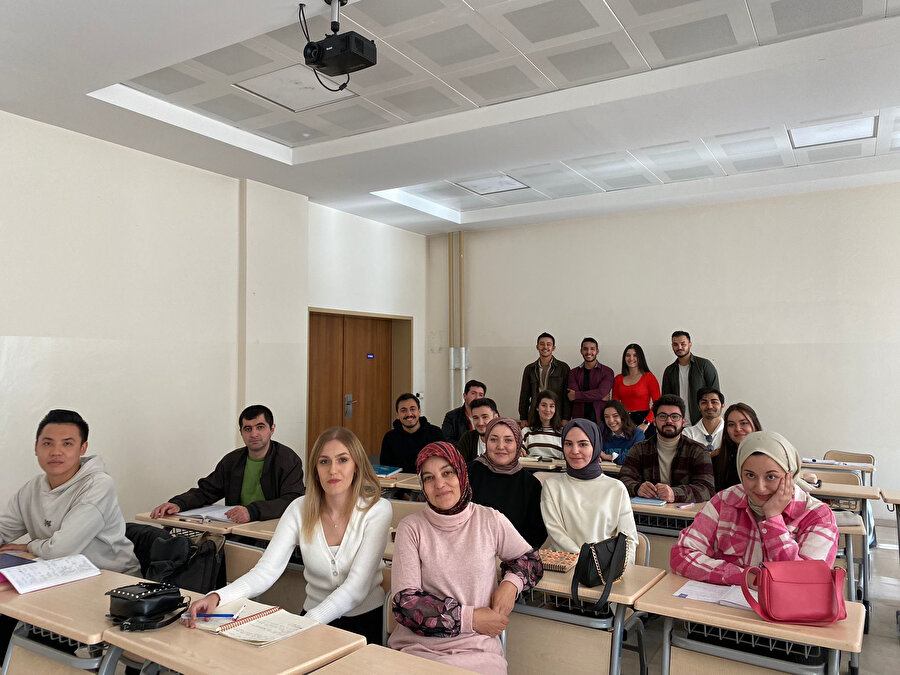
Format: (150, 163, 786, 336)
(741, 560, 847, 625)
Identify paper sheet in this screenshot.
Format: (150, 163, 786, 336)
(178, 505, 234, 522)
(1, 554, 99, 593)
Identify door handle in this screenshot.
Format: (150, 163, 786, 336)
(344, 394, 358, 419)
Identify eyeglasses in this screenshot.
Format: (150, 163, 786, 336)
(656, 412, 683, 422)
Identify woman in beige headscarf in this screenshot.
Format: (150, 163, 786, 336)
(670, 431, 839, 585)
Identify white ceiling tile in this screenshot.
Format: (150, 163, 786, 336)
(506, 162, 604, 198)
(365, 78, 477, 121)
(302, 97, 404, 136)
(129, 67, 204, 97)
(193, 43, 273, 76)
(235, 64, 355, 113)
(630, 140, 726, 182)
(193, 93, 274, 123)
(343, 45, 432, 97)
(478, 0, 622, 53)
(344, 0, 470, 38)
(255, 119, 332, 146)
(563, 151, 663, 190)
(794, 138, 876, 165)
(875, 106, 900, 154)
(402, 181, 495, 210)
(526, 32, 649, 88)
(441, 56, 555, 106)
(747, 0, 884, 45)
(483, 186, 549, 205)
(626, 3, 757, 67)
(604, 0, 749, 26)
(703, 126, 797, 174)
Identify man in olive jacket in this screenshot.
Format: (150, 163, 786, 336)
(661, 331, 720, 425)
(518, 332, 571, 424)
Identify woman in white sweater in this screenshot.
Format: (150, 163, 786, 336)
(185, 427, 391, 644)
(540, 419, 637, 564)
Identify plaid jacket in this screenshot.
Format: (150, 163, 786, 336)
(618, 435, 714, 503)
(670, 484, 839, 585)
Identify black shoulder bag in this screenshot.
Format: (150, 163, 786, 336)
(569, 533, 630, 614)
(106, 582, 190, 631)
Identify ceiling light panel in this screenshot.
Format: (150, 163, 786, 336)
(506, 162, 604, 198)
(875, 106, 900, 154)
(402, 181, 495, 210)
(441, 56, 555, 106)
(477, 0, 622, 54)
(526, 32, 649, 88)
(456, 174, 529, 195)
(563, 151, 662, 190)
(483, 187, 550, 205)
(789, 116, 876, 148)
(342, 0, 466, 38)
(630, 140, 726, 182)
(746, 0, 884, 45)
(235, 64, 355, 113)
(366, 78, 476, 121)
(703, 126, 797, 174)
(623, 2, 757, 67)
(793, 138, 876, 165)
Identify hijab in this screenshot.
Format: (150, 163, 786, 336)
(561, 418, 604, 480)
(736, 430, 810, 516)
(474, 417, 523, 475)
(416, 442, 472, 515)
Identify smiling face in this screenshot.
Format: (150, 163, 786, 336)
(396, 398, 421, 432)
(35, 423, 87, 489)
(421, 456, 461, 510)
(580, 341, 598, 364)
(485, 423, 518, 466)
(471, 405, 498, 436)
(537, 397, 556, 426)
(740, 453, 787, 508)
(624, 348, 639, 370)
(563, 426, 594, 470)
(316, 439, 356, 497)
(726, 410, 756, 445)
(654, 405, 685, 438)
(603, 407, 623, 434)
(536, 336, 555, 361)
(671, 335, 692, 359)
(698, 393, 723, 421)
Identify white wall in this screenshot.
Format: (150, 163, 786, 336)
(425, 184, 900, 519)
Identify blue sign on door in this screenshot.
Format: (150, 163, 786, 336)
(366, 353, 375, 359)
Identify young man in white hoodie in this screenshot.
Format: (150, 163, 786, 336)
(0, 410, 140, 653)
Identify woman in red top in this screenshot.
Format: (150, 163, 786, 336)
(612, 343, 660, 439)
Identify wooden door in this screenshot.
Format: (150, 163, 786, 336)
(307, 313, 393, 459)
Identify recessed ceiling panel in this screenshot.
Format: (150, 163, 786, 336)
(795, 138, 875, 165)
(236, 64, 354, 113)
(193, 93, 273, 123)
(527, 32, 649, 88)
(402, 180, 495, 210)
(563, 151, 663, 190)
(443, 57, 554, 106)
(704, 126, 797, 173)
(367, 79, 476, 121)
(343, 0, 464, 38)
(747, 0, 882, 44)
(129, 67, 203, 96)
(875, 106, 900, 154)
(479, 0, 622, 53)
(631, 140, 726, 182)
(507, 162, 604, 198)
(194, 43, 273, 76)
(257, 120, 329, 146)
(483, 187, 549, 205)
(308, 98, 403, 135)
(605, 0, 747, 26)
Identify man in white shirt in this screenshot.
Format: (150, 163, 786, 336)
(682, 387, 725, 453)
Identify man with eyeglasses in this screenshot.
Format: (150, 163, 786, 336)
(619, 394, 714, 503)
(682, 387, 725, 452)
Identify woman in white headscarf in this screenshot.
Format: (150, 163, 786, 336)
(670, 430, 838, 585)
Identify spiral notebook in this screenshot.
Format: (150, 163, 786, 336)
(539, 549, 579, 573)
(195, 598, 317, 647)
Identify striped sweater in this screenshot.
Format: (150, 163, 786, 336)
(522, 426, 563, 460)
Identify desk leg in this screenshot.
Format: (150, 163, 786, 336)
(845, 531, 856, 600)
(826, 648, 840, 675)
(609, 603, 626, 675)
(1, 628, 15, 675)
(97, 645, 123, 675)
(660, 616, 673, 675)
(895, 505, 900, 567)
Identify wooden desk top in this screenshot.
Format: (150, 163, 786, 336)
(881, 489, 900, 505)
(378, 473, 421, 490)
(801, 460, 874, 474)
(519, 458, 621, 475)
(631, 501, 704, 518)
(102, 618, 365, 675)
(633, 573, 864, 652)
(135, 512, 236, 534)
(230, 519, 280, 541)
(534, 564, 666, 606)
(315, 644, 471, 674)
(808, 483, 880, 501)
(0, 570, 141, 644)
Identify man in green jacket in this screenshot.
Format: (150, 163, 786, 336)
(661, 331, 720, 425)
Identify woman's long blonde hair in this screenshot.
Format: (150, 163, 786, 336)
(301, 426, 381, 541)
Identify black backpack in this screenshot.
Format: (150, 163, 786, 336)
(126, 523, 226, 594)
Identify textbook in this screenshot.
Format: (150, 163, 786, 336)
(1, 554, 99, 594)
(673, 579, 755, 610)
(630, 497, 667, 506)
(371, 464, 402, 478)
(177, 505, 234, 522)
(539, 549, 579, 573)
(195, 598, 317, 647)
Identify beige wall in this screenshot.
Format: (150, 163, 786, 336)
(425, 183, 900, 519)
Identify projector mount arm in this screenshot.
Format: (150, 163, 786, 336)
(325, 0, 348, 35)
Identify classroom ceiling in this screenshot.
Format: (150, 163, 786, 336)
(3, 1, 900, 234)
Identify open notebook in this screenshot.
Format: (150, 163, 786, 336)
(673, 579, 756, 610)
(0, 554, 98, 594)
(194, 598, 318, 647)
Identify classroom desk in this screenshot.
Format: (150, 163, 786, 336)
(802, 460, 875, 485)
(378, 473, 421, 491)
(315, 644, 471, 674)
(134, 511, 237, 535)
(229, 518, 279, 541)
(100, 611, 364, 675)
(519, 457, 621, 475)
(509, 565, 666, 675)
(631, 501, 702, 569)
(881, 489, 900, 565)
(634, 573, 864, 675)
(0, 569, 140, 674)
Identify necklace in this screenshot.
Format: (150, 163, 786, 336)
(324, 510, 346, 529)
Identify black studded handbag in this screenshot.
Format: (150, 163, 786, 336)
(106, 581, 189, 631)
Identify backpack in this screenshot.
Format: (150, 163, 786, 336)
(126, 523, 226, 594)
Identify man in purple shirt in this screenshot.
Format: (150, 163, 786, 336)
(566, 337, 614, 424)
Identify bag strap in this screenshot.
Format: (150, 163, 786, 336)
(571, 534, 627, 613)
(741, 567, 767, 619)
(570, 544, 591, 606)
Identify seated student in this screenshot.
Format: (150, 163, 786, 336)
(599, 400, 645, 465)
(522, 390, 564, 460)
(541, 419, 637, 563)
(380, 393, 445, 473)
(456, 397, 499, 462)
(0, 410, 139, 653)
(186, 427, 391, 645)
(682, 387, 725, 453)
(619, 394, 714, 504)
(151, 405, 304, 523)
(714, 402, 761, 491)
(390, 442, 542, 675)
(469, 418, 547, 549)
(441, 379, 486, 444)
(671, 431, 838, 585)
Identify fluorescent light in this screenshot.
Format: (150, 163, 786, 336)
(455, 175, 528, 195)
(789, 117, 876, 149)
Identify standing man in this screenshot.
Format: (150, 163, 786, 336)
(379, 393, 444, 473)
(151, 405, 304, 523)
(441, 379, 486, 444)
(518, 332, 570, 426)
(661, 331, 720, 425)
(566, 337, 614, 424)
(682, 387, 725, 452)
(619, 395, 714, 503)
(456, 398, 500, 462)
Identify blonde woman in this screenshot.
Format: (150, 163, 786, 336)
(185, 427, 391, 644)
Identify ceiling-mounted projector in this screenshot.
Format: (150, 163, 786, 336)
(302, 0, 377, 78)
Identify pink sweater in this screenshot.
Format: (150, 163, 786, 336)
(388, 503, 533, 675)
(670, 484, 838, 586)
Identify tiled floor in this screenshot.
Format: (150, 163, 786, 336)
(620, 523, 900, 674)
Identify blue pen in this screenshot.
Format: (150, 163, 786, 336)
(181, 612, 235, 619)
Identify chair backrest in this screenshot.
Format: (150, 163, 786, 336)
(823, 450, 875, 465)
(819, 471, 861, 486)
(389, 499, 426, 529)
(634, 532, 650, 566)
